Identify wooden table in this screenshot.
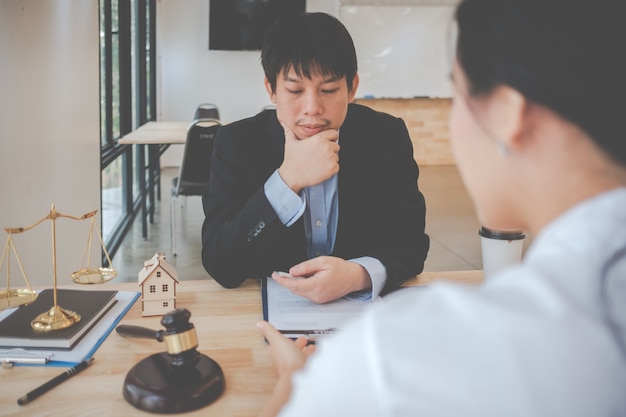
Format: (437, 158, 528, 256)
(118, 121, 190, 238)
(117, 121, 189, 145)
(0, 270, 482, 416)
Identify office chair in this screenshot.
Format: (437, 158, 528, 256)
(170, 118, 220, 256)
(194, 103, 220, 121)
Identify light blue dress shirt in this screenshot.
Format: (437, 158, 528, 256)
(264, 169, 386, 300)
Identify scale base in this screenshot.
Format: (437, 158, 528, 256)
(123, 352, 225, 414)
(31, 305, 81, 332)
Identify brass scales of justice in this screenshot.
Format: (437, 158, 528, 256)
(0, 204, 117, 332)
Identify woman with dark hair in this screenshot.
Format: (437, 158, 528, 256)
(258, 0, 626, 415)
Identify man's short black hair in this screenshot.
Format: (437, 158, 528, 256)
(261, 12, 358, 92)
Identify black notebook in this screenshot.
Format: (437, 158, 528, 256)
(0, 288, 118, 350)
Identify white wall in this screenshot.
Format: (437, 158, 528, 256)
(0, 0, 101, 286)
(156, 0, 459, 166)
(157, 0, 458, 166)
(340, 5, 456, 98)
(156, 0, 337, 166)
(156, 0, 337, 123)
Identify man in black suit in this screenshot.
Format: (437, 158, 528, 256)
(201, 12, 429, 303)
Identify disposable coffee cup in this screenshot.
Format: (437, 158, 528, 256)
(479, 227, 525, 279)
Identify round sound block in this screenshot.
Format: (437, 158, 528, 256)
(123, 352, 226, 413)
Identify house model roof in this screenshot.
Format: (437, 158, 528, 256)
(137, 252, 180, 285)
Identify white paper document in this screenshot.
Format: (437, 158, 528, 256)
(262, 277, 377, 341)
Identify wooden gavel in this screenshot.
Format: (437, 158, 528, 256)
(116, 309, 225, 413)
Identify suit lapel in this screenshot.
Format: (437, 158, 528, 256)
(265, 112, 285, 162)
(336, 107, 369, 248)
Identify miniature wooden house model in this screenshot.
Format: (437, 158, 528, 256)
(138, 253, 179, 316)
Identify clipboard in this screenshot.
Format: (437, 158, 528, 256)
(261, 277, 374, 341)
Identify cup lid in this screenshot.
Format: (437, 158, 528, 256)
(479, 226, 525, 240)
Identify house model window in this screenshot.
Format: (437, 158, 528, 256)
(138, 253, 180, 317)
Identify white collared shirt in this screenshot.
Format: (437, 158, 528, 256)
(281, 188, 626, 416)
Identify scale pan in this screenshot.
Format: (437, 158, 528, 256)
(0, 288, 38, 310)
(71, 267, 118, 284)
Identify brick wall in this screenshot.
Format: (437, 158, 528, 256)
(355, 98, 454, 166)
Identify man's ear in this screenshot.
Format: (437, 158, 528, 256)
(264, 77, 277, 103)
(348, 73, 360, 103)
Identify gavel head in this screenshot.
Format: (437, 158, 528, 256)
(160, 309, 199, 364)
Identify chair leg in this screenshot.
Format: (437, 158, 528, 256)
(170, 194, 177, 257)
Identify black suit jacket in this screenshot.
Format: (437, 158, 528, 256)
(201, 103, 429, 294)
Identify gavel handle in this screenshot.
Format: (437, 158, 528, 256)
(116, 325, 164, 342)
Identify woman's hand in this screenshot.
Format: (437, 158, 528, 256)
(257, 320, 316, 377)
(257, 321, 316, 417)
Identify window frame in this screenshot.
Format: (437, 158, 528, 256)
(100, 0, 157, 263)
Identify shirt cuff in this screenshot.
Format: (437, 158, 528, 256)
(344, 257, 387, 301)
(264, 170, 306, 227)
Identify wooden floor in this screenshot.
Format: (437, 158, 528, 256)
(111, 165, 485, 283)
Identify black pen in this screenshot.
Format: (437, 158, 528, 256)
(279, 329, 337, 344)
(17, 357, 95, 406)
(280, 328, 337, 336)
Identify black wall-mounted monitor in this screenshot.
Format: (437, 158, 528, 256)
(209, 0, 306, 51)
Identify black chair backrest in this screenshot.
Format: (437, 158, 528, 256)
(194, 103, 220, 121)
(176, 119, 220, 196)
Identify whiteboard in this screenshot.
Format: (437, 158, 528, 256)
(340, 5, 456, 99)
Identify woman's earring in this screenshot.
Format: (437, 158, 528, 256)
(496, 141, 510, 157)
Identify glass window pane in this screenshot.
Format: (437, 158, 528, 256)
(100, 0, 157, 258)
(112, 35, 120, 139)
(131, 0, 137, 127)
(102, 157, 123, 242)
(112, 0, 119, 32)
(146, 3, 152, 119)
(100, 2, 107, 147)
(132, 145, 140, 200)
